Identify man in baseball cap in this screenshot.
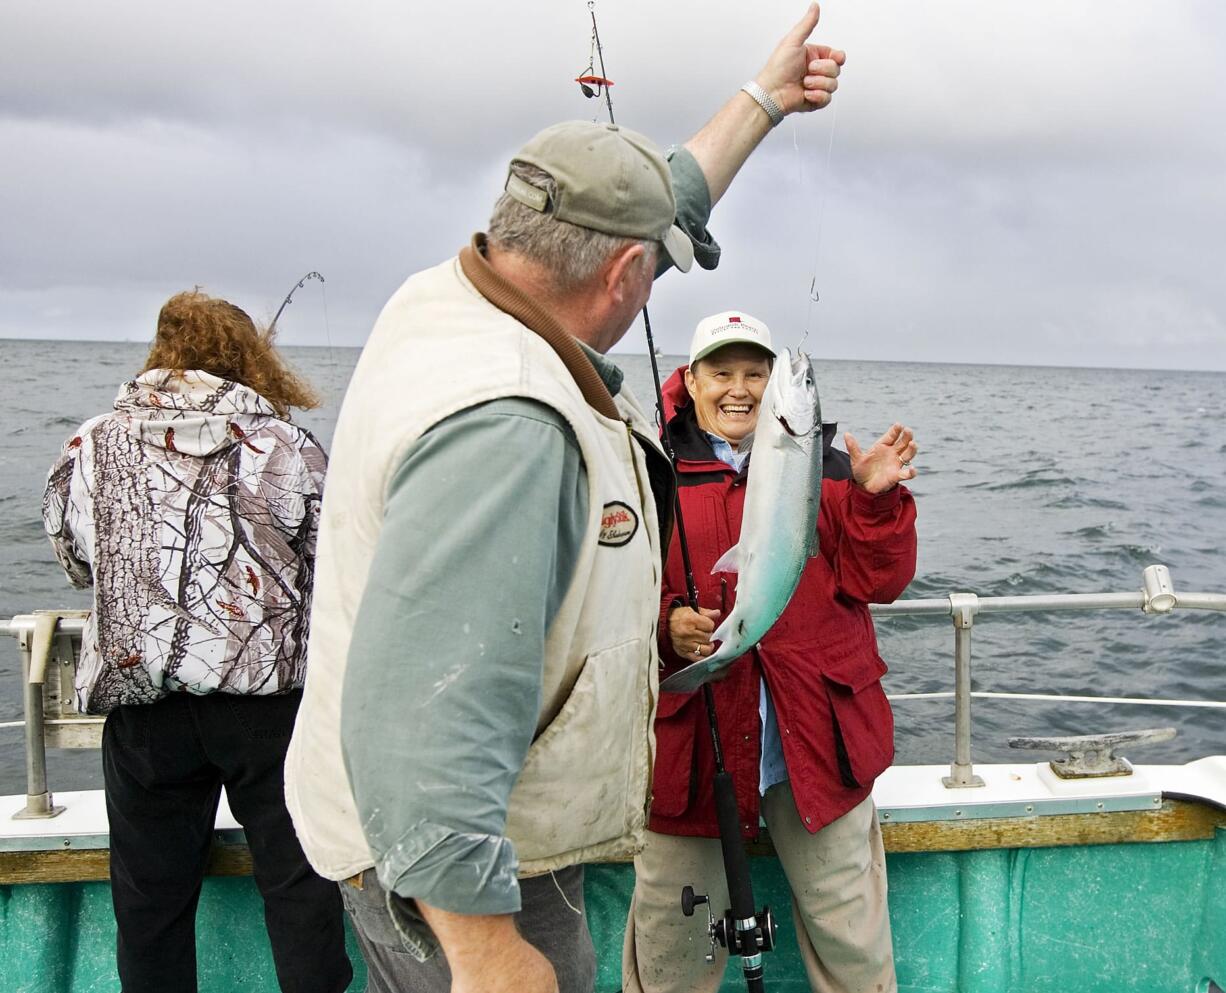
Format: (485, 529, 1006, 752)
(287, 6, 848, 992)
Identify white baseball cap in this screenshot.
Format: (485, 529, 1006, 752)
(688, 311, 775, 366)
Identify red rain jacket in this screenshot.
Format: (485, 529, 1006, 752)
(650, 367, 917, 839)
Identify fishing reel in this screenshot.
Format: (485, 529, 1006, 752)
(681, 885, 777, 964)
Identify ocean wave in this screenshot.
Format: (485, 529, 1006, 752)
(0, 517, 48, 544)
(904, 561, 1086, 600)
(1097, 543, 1164, 568)
(967, 468, 1081, 492)
(1066, 523, 1116, 540)
(1044, 494, 1129, 510)
(993, 563, 1082, 594)
(900, 574, 956, 599)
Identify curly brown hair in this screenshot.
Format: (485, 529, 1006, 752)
(141, 289, 320, 417)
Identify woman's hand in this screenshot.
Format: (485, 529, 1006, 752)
(668, 605, 722, 662)
(845, 423, 918, 494)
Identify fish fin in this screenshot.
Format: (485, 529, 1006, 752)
(711, 544, 741, 575)
(808, 527, 820, 558)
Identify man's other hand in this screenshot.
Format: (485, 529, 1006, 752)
(417, 903, 558, 993)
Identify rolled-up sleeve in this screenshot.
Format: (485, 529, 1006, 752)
(340, 397, 588, 918)
(658, 145, 722, 276)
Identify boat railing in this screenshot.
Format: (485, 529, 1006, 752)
(1, 610, 94, 819)
(2, 564, 1224, 819)
(868, 564, 1226, 788)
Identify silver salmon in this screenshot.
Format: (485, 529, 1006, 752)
(660, 348, 822, 693)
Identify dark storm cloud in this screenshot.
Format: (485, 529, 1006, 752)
(2, 0, 1223, 370)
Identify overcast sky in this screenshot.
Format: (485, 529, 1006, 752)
(3, 1, 1224, 370)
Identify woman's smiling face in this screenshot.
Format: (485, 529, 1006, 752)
(684, 344, 774, 449)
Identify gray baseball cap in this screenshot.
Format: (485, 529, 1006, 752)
(505, 121, 694, 273)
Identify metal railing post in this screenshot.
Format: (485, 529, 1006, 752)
(12, 615, 65, 819)
(943, 594, 985, 789)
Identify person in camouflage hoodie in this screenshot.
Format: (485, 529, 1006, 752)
(43, 290, 351, 993)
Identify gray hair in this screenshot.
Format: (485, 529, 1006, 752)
(487, 162, 657, 292)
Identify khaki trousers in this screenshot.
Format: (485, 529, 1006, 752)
(623, 786, 895, 993)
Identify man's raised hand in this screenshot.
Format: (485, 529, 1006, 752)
(755, 3, 846, 115)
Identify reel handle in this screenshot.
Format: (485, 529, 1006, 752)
(681, 885, 709, 917)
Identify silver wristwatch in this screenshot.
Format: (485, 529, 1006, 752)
(740, 81, 784, 127)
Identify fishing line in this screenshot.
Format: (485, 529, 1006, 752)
(798, 99, 839, 350)
(317, 277, 341, 399)
(550, 870, 583, 915)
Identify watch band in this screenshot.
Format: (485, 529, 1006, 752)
(740, 81, 784, 127)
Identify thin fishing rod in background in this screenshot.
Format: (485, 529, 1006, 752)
(269, 270, 343, 395)
(270, 271, 326, 331)
(578, 5, 776, 989)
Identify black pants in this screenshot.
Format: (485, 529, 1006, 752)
(102, 691, 352, 993)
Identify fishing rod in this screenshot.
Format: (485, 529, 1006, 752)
(270, 271, 325, 330)
(575, 1, 616, 124)
(580, 6, 775, 988)
(643, 316, 776, 992)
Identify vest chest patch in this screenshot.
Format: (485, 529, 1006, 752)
(599, 501, 639, 547)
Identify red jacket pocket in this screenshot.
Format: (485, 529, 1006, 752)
(821, 651, 888, 694)
(821, 655, 894, 789)
(649, 692, 700, 818)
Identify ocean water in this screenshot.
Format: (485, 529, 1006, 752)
(1, 338, 1223, 797)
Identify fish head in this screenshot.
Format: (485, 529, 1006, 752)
(768, 348, 820, 439)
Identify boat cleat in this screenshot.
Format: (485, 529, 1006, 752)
(1009, 727, 1178, 779)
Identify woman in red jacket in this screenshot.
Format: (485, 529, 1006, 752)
(623, 311, 918, 993)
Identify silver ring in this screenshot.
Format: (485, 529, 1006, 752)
(694, 648, 702, 657)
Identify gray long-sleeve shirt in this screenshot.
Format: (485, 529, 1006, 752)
(340, 147, 717, 921)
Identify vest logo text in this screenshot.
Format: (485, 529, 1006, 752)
(599, 501, 639, 547)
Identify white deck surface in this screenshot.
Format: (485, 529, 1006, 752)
(1, 788, 242, 850)
(872, 757, 1226, 822)
(2, 758, 1223, 851)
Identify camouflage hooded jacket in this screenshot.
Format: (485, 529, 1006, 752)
(42, 369, 327, 715)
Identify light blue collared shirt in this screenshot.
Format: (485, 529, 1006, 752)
(707, 432, 750, 474)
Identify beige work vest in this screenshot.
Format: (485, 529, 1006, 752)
(284, 256, 662, 879)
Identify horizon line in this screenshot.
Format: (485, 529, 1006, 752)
(1, 335, 1221, 377)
